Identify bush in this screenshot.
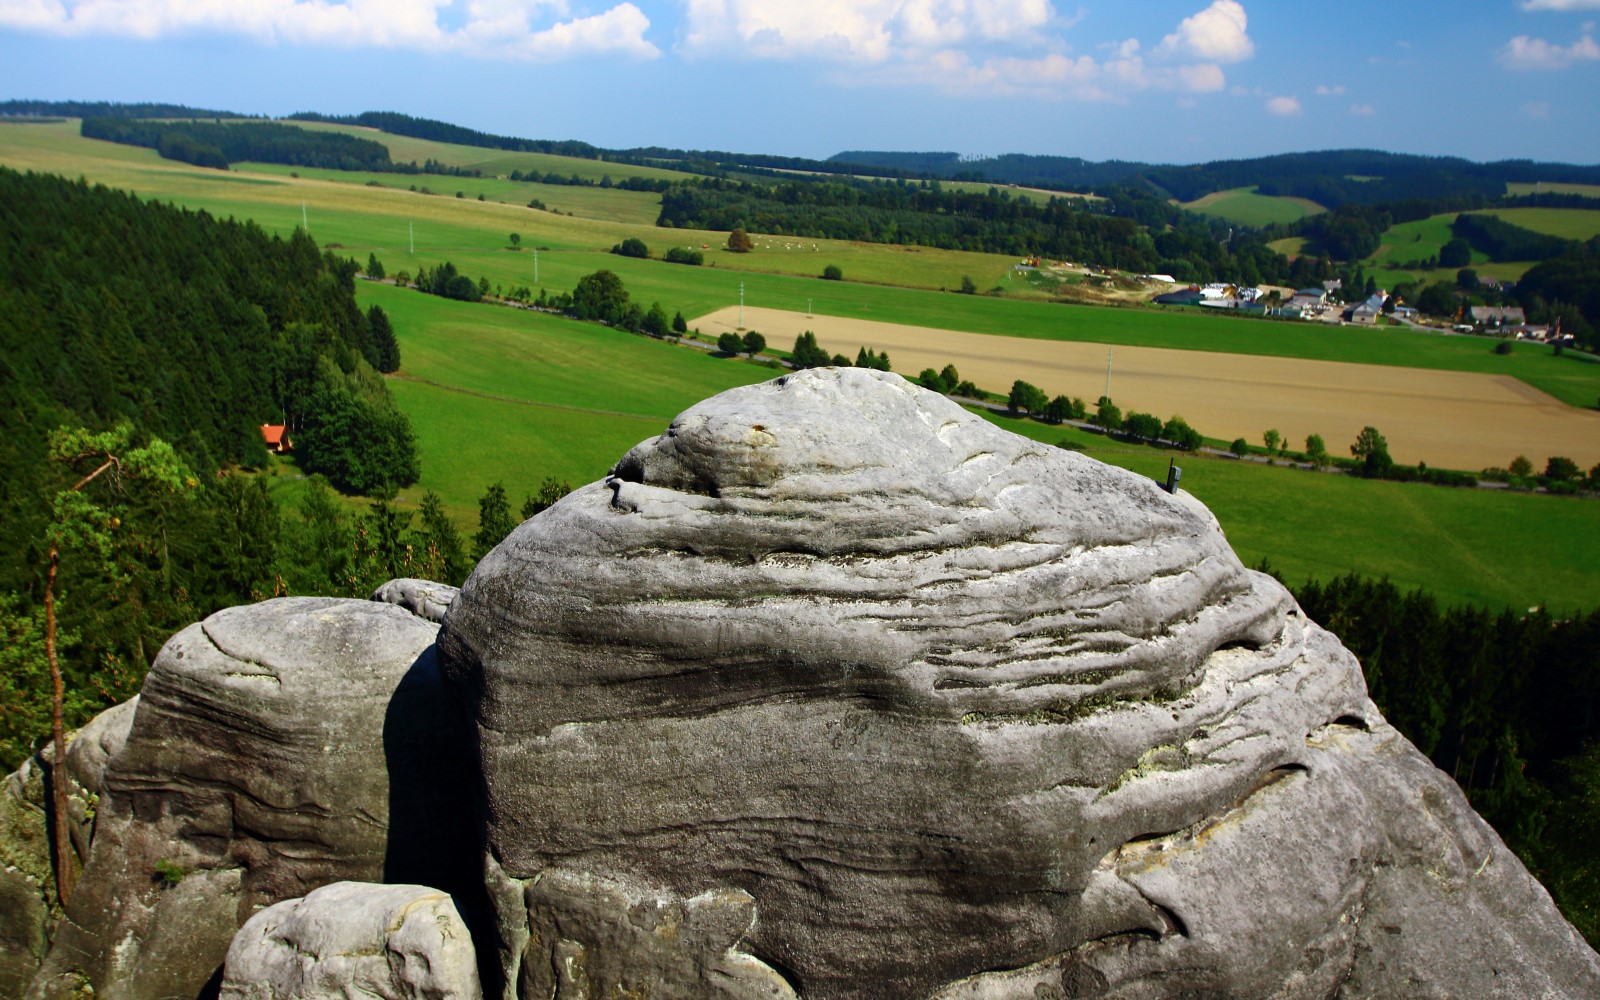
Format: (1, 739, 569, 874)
(664, 246, 703, 266)
(716, 332, 743, 355)
(611, 237, 649, 259)
(822, 264, 842, 280)
(1493, 339, 1514, 355)
(1230, 437, 1250, 457)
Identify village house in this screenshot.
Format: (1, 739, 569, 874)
(260, 424, 292, 454)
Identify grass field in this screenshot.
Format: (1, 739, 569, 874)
(1467, 207, 1600, 242)
(359, 279, 1600, 612)
(981, 409, 1600, 613)
(1363, 212, 1542, 289)
(1507, 181, 1600, 198)
(694, 305, 1600, 471)
(1181, 186, 1326, 226)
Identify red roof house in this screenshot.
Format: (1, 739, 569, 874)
(260, 424, 292, 453)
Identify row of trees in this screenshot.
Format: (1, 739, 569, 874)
(81, 118, 395, 171)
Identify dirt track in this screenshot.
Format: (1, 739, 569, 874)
(693, 306, 1600, 471)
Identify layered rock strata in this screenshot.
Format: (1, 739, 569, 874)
(27, 597, 479, 1000)
(439, 368, 1600, 999)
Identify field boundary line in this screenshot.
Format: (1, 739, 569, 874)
(387, 373, 665, 422)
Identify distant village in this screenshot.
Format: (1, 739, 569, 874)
(1015, 259, 1574, 345)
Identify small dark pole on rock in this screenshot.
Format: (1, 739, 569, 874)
(1162, 460, 1182, 495)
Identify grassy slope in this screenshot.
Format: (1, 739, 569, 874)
(1364, 212, 1538, 289)
(1507, 181, 1600, 198)
(1181, 187, 1326, 226)
(1467, 207, 1600, 242)
(9, 121, 1593, 406)
(4, 119, 1597, 611)
(979, 408, 1600, 613)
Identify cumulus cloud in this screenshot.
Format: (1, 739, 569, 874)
(1520, 0, 1600, 10)
(679, 0, 1056, 61)
(1264, 94, 1300, 116)
(1152, 0, 1253, 64)
(1499, 32, 1600, 69)
(1313, 83, 1345, 96)
(1349, 102, 1375, 116)
(0, 0, 660, 59)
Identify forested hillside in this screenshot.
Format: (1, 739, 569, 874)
(81, 117, 398, 171)
(0, 167, 414, 512)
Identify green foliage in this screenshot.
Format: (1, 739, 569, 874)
(1122, 411, 1162, 442)
(0, 596, 68, 770)
(727, 227, 753, 253)
(741, 331, 767, 357)
(520, 477, 573, 520)
(1161, 416, 1203, 451)
(295, 364, 419, 496)
(1008, 380, 1048, 415)
(1350, 425, 1393, 477)
(367, 305, 401, 373)
(1438, 237, 1472, 269)
(1263, 428, 1282, 454)
(959, 275, 978, 295)
(716, 332, 743, 355)
(413, 260, 484, 303)
(1493, 339, 1514, 356)
(917, 365, 962, 395)
(671, 311, 689, 334)
(1510, 455, 1534, 477)
(664, 246, 703, 266)
(365, 253, 385, 281)
(642, 302, 672, 339)
(415, 491, 468, 585)
(854, 347, 891, 371)
(791, 331, 832, 369)
(1305, 432, 1331, 467)
(570, 270, 631, 325)
(508, 233, 521, 250)
(1230, 437, 1249, 457)
(153, 858, 187, 887)
(822, 264, 843, 280)
(1094, 396, 1122, 432)
(1545, 456, 1580, 482)
(610, 236, 650, 259)
(81, 118, 395, 171)
(473, 482, 515, 561)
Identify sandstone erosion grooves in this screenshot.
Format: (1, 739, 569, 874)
(440, 368, 1600, 999)
(29, 598, 480, 1000)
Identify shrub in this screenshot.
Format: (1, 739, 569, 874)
(822, 264, 842, 280)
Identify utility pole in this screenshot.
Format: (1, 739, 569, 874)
(409, 221, 414, 255)
(533, 248, 538, 284)
(1104, 347, 1113, 401)
(302, 201, 308, 232)
(807, 297, 812, 317)
(739, 282, 745, 328)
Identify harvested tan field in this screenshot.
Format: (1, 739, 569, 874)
(693, 306, 1600, 471)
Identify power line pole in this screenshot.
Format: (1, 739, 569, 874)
(1104, 347, 1113, 401)
(302, 201, 308, 232)
(409, 221, 414, 255)
(533, 248, 538, 284)
(807, 297, 812, 317)
(739, 282, 745, 328)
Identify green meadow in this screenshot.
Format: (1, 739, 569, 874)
(979, 409, 1600, 613)
(1181, 186, 1326, 227)
(5, 118, 1599, 612)
(1469, 207, 1600, 241)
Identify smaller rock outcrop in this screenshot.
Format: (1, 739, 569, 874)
(221, 881, 481, 1000)
(27, 597, 478, 1000)
(373, 578, 461, 624)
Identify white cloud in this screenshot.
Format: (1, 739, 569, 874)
(0, 0, 659, 59)
(1349, 102, 1375, 116)
(1524, 100, 1552, 118)
(1152, 0, 1253, 64)
(1313, 83, 1345, 96)
(1520, 0, 1600, 10)
(1499, 32, 1600, 69)
(1264, 94, 1300, 116)
(679, 0, 1056, 60)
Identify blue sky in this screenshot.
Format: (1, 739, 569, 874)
(2, 0, 1598, 165)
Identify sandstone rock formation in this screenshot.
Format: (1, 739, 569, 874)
(373, 577, 461, 624)
(220, 881, 481, 1000)
(1, 697, 138, 997)
(27, 597, 480, 1000)
(438, 368, 1600, 999)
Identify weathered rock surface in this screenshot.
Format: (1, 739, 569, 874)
(1, 697, 139, 997)
(439, 368, 1600, 999)
(28, 597, 480, 1000)
(220, 881, 481, 1000)
(373, 577, 461, 624)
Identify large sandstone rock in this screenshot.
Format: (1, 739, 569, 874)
(439, 368, 1600, 999)
(221, 881, 481, 1000)
(28, 597, 481, 1000)
(1, 698, 139, 997)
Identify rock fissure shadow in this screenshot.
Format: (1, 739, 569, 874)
(382, 642, 501, 998)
